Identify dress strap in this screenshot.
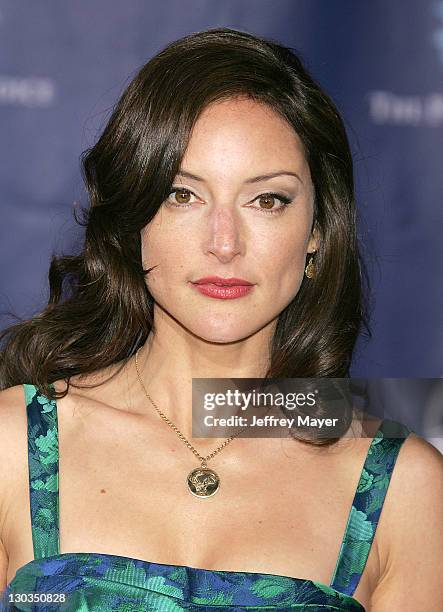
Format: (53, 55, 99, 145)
(329, 418, 412, 596)
(24, 383, 60, 560)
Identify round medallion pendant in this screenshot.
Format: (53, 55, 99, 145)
(187, 467, 220, 498)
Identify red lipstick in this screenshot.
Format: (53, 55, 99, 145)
(193, 276, 253, 286)
(190, 276, 255, 300)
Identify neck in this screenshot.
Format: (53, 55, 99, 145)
(129, 307, 275, 444)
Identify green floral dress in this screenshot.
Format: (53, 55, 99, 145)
(1, 384, 411, 611)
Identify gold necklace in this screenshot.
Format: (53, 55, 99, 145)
(134, 348, 242, 498)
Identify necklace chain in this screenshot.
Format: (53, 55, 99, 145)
(134, 347, 238, 467)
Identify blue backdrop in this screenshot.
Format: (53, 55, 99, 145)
(1, 1, 442, 445)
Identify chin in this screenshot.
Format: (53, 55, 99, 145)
(190, 321, 261, 344)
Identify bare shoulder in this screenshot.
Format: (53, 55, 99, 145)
(383, 431, 443, 524)
(0, 385, 28, 478)
(387, 431, 443, 497)
(371, 432, 443, 610)
(0, 384, 28, 591)
(0, 385, 30, 504)
(0, 383, 27, 412)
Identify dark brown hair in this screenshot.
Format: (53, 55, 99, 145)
(0, 28, 370, 442)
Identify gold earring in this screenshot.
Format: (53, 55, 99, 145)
(305, 251, 316, 278)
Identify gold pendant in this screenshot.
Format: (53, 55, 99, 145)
(187, 463, 220, 498)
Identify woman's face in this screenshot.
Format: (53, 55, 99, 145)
(141, 97, 318, 343)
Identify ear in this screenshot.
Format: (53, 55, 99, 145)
(307, 225, 319, 254)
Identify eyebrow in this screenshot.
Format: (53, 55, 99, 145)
(176, 170, 303, 185)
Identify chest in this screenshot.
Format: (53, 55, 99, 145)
(61, 443, 349, 568)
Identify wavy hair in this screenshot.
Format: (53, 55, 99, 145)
(0, 28, 370, 443)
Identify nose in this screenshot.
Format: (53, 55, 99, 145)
(204, 206, 244, 264)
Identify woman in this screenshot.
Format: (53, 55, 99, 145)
(0, 27, 442, 611)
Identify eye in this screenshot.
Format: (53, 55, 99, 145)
(166, 187, 203, 208)
(251, 192, 293, 215)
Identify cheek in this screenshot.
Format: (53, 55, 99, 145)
(263, 239, 307, 298)
(141, 227, 179, 295)
(141, 221, 183, 272)
(256, 234, 307, 278)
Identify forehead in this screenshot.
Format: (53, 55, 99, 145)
(182, 97, 308, 174)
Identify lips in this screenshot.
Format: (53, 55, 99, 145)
(192, 276, 253, 286)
